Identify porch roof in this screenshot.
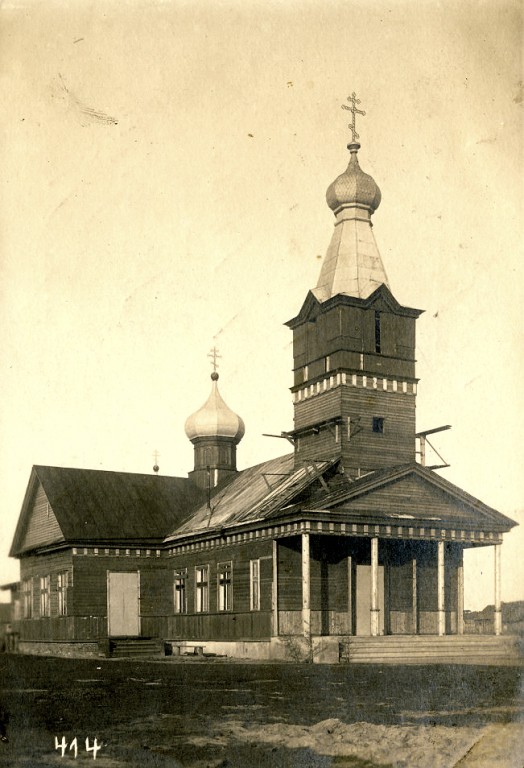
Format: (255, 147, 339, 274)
(166, 460, 517, 541)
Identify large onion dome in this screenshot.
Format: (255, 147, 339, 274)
(326, 142, 381, 214)
(184, 372, 245, 444)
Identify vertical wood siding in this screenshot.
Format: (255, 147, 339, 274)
(20, 483, 64, 551)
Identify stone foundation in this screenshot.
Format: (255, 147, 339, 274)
(18, 641, 99, 658)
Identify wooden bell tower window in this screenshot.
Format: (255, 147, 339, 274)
(375, 311, 382, 354)
(372, 417, 385, 434)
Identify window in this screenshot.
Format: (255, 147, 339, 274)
(39, 575, 50, 617)
(372, 417, 385, 434)
(218, 562, 232, 611)
(375, 311, 381, 354)
(195, 566, 209, 613)
(22, 578, 33, 618)
(250, 559, 260, 611)
(174, 569, 187, 614)
(57, 572, 69, 616)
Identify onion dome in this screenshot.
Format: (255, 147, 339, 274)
(326, 143, 381, 214)
(184, 372, 245, 444)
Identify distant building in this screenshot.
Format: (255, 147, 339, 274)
(8, 108, 518, 663)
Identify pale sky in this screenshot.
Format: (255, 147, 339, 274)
(1, 0, 522, 610)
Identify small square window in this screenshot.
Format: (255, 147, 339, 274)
(372, 417, 385, 434)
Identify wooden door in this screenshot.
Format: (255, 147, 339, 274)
(107, 571, 140, 637)
(355, 564, 385, 635)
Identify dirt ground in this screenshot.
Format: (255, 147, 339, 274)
(0, 654, 522, 767)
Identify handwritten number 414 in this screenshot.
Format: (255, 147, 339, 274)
(55, 737, 102, 760)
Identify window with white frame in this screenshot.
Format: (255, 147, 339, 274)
(250, 559, 260, 611)
(174, 569, 187, 614)
(195, 565, 209, 613)
(22, 578, 33, 618)
(217, 562, 232, 612)
(39, 575, 50, 617)
(57, 572, 69, 616)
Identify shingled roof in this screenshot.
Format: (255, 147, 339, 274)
(10, 465, 206, 556)
(166, 458, 517, 543)
(165, 453, 338, 541)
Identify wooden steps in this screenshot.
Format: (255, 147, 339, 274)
(339, 635, 523, 665)
(99, 637, 164, 658)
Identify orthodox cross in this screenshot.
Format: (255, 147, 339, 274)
(342, 92, 366, 143)
(208, 346, 221, 373)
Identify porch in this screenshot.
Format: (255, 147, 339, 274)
(272, 532, 504, 639)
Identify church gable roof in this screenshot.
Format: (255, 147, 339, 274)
(10, 465, 205, 556)
(304, 464, 517, 532)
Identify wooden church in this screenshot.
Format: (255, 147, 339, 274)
(8, 100, 518, 663)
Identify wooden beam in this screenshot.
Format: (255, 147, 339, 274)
(272, 540, 279, 637)
(457, 548, 464, 635)
(302, 533, 311, 638)
(437, 541, 445, 636)
(494, 544, 502, 636)
(370, 537, 379, 636)
(412, 556, 418, 635)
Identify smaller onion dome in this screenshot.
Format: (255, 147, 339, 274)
(184, 373, 245, 444)
(326, 143, 381, 214)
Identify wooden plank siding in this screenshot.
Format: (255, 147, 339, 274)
(294, 384, 416, 470)
(73, 554, 170, 639)
(167, 612, 272, 641)
(20, 483, 64, 552)
(292, 304, 416, 384)
(342, 474, 485, 527)
(16, 536, 465, 642)
(168, 539, 273, 641)
(18, 551, 171, 642)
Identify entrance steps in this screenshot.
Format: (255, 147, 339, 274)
(99, 637, 164, 658)
(339, 635, 523, 665)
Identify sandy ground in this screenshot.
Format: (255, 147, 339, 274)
(1, 656, 522, 768)
(108, 707, 524, 767)
(202, 718, 524, 768)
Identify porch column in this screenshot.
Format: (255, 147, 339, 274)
(370, 537, 380, 636)
(272, 540, 279, 637)
(457, 548, 464, 635)
(437, 540, 445, 636)
(302, 532, 311, 637)
(494, 543, 502, 636)
(411, 556, 418, 634)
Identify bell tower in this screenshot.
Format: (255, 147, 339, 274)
(286, 95, 423, 477)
